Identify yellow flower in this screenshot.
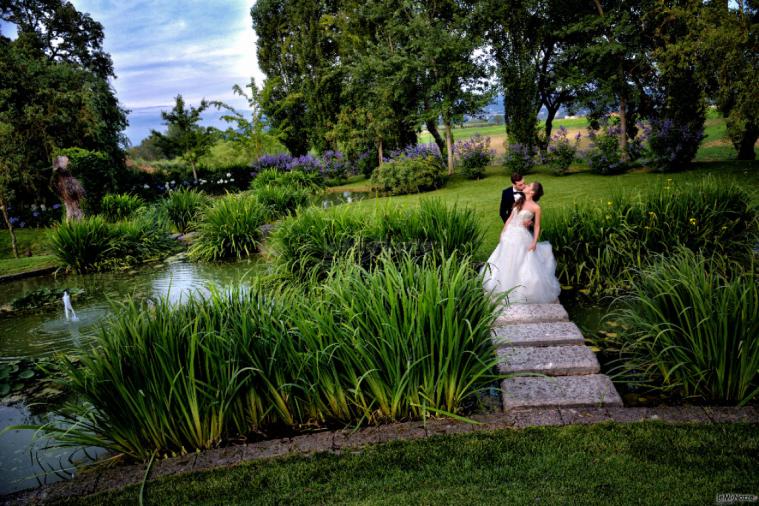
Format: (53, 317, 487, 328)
(689, 218, 697, 226)
(607, 201, 612, 206)
(721, 226, 727, 230)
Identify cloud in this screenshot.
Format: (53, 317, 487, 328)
(71, 0, 265, 144)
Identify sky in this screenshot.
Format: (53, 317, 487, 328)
(65, 0, 266, 145)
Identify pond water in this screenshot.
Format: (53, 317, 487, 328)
(0, 258, 266, 495)
(318, 190, 370, 208)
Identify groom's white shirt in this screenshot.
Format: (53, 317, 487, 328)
(513, 186, 523, 201)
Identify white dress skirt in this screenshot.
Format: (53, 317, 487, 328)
(481, 209, 561, 304)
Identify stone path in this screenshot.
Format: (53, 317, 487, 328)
(493, 302, 623, 410)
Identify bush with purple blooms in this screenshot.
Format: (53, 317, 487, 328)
(5, 202, 62, 229)
(370, 155, 446, 196)
(321, 150, 352, 182)
(547, 127, 581, 176)
(585, 122, 626, 175)
(502, 143, 536, 176)
(388, 143, 442, 162)
(454, 134, 495, 179)
(646, 117, 705, 172)
(251, 153, 292, 173)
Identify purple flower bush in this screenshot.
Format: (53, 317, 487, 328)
(321, 150, 353, 182)
(502, 142, 536, 175)
(388, 143, 442, 162)
(454, 134, 496, 179)
(251, 153, 292, 173)
(546, 127, 580, 176)
(646, 117, 705, 171)
(585, 122, 626, 175)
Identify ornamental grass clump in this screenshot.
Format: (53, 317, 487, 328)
(38, 252, 500, 459)
(271, 199, 483, 281)
(542, 176, 758, 294)
(188, 193, 269, 262)
(596, 248, 759, 405)
(161, 188, 209, 233)
(99, 193, 144, 222)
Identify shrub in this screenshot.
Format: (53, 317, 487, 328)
(542, 177, 758, 294)
(646, 117, 705, 171)
(252, 184, 312, 218)
(388, 143, 442, 161)
(455, 134, 495, 179)
(595, 249, 759, 405)
(546, 127, 580, 176)
(100, 193, 144, 222)
(370, 155, 446, 196)
(585, 122, 626, 175)
(286, 154, 323, 174)
(188, 193, 269, 261)
(40, 252, 499, 458)
(161, 188, 210, 233)
(502, 143, 535, 175)
(271, 199, 483, 281)
(250, 168, 324, 193)
(251, 153, 292, 173)
(321, 150, 352, 182)
(58, 148, 118, 213)
(50, 213, 175, 273)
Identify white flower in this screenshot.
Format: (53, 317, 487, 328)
(229, 178, 234, 182)
(143, 184, 150, 189)
(226, 172, 232, 178)
(171, 180, 176, 185)
(40, 204, 47, 211)
(31, 204, 38, 211)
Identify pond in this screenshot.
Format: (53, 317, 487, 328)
(0, 258, 266, 495)
(318, 190, 370, 208)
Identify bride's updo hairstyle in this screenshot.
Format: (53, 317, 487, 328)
(514, 182, 544, 212)
(531, 182, 544, 202)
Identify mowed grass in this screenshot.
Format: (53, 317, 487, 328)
(336, 161, 759, 262)
(0, 255, 58, 276)
(68, 422, 759, 506)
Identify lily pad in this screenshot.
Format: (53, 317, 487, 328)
(18, 369, 35, 380)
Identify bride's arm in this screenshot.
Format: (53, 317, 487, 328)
(528, 207, 541, 251)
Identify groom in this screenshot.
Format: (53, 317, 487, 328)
(499, 173, 534, 229)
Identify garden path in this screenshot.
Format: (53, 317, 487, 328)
(493, 302, 623, 410)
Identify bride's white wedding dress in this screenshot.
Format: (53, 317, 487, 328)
(481, 209, 561, 304)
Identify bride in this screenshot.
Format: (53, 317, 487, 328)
(481, 181, 561, 304)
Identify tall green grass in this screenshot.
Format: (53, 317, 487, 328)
(40, 252, 500, 459)
(542, 177, 758, 294)
(251, 184, 312, 218)
(100, 193, 145, 222)
(161, 188, 210, 233)
(49, 212, 175, 273)
(188, 193, 269, 262)
(271, 198, 484, 281)
(250, 168, 324, 192)
(595, 248, 759, 405)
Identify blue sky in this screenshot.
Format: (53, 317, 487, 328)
(66, 1, 265, 145)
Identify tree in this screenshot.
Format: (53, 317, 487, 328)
(151, 95, 215, 182)
(700, 0, 758, 160)
(0, 122, 29, 258)
(1, 0, 115, 79)
(211, 79, 281, 163)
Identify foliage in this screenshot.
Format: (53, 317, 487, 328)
(251, 184, 312, 218)
(596, 249, 759, 405)
(370, 155, 446, 196)
(161, 188, 209, 234)
(7, 287, 84, 312)
(646, 118, 705, 172)
(271, 199, 483, 282)
(49, 213, 175, 273)
(542, 177, 758, 295)
(188, 193, 269, 262)
(151, 95, 216, 182)
(502, 143, 535, 175)
(454, 134, 495, 179)
(37, 252, 499, 459)
(99, 193, 144, 222)
(546, 126, 580, 176)
(585, 121, 626, 175)
(321, 150, 352, 182)
(250, 168, 324, 193)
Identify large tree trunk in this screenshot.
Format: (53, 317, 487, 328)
(0, 197, 19, 259)
(542, 104, 560, 151)
(736, 126, 758, 160)
(425, 119, 446, 159)
(444, 120, 454, 176)
(377, 139, 384, 167)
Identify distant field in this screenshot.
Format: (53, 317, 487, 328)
(419, 117, 590, 147)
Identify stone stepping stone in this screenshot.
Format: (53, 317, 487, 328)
(495, 304, 568, 325)
(496, 345, 600, 376)
(501, 374, 623, 410)
(493, 321, 585, 348)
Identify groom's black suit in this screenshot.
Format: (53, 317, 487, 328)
(499, 187, 525, 223)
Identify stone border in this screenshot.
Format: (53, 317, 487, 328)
(0, 266, 58, 284)
(4, 405, 757, 505)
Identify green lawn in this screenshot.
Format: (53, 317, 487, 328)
(0, 255, 59, 277)
(70, 422, 759, 505)
(336, 161, 759, 261)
